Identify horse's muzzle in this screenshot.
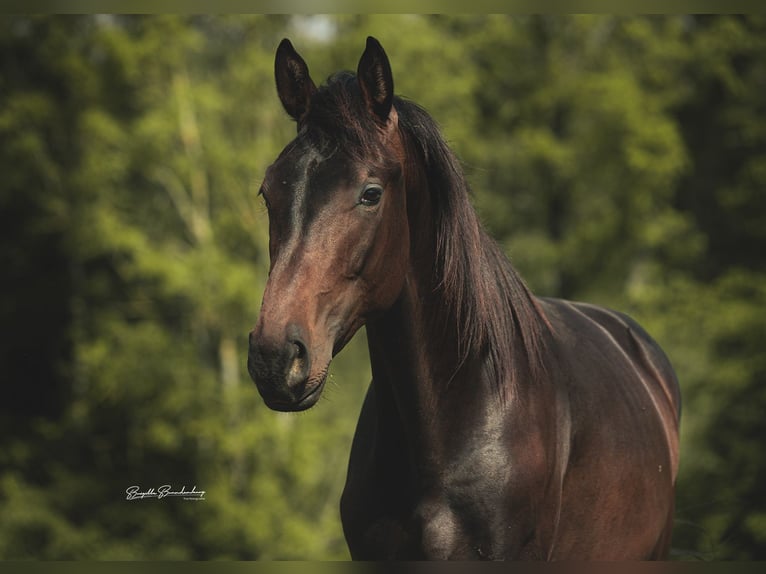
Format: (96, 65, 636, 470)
(247, 325, 322, 412)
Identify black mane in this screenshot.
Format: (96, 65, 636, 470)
(395, 96, 550, 396)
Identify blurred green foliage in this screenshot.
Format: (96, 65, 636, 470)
(1, 15, 764, 560)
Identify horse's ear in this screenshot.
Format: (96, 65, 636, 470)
(275, 39, 317, 123)
(357, 36, 394, 124)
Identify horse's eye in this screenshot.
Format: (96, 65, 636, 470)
(360, 185, 383, 207)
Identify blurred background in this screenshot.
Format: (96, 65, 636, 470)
(1, 14, 765, 560)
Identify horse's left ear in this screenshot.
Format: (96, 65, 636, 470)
(357, 37, 394, 124)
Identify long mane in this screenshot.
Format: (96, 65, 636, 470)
(395, 97, 550, 397)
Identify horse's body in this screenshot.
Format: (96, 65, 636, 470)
(248, 37, 681, 560)
(342, 297, 679, 559)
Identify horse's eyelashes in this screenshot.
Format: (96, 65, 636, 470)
(260, 192, 271, 211)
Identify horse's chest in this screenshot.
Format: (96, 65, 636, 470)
(342, 441, 537, 560)
(341, 381, 550, 559)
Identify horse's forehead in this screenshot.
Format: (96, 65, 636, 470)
(268, 136, 360, 193)
(267, 139, 318, 182)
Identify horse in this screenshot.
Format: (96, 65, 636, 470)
(247, 36, 681, 560)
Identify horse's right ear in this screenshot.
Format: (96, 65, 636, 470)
(275, 39, 317, 123)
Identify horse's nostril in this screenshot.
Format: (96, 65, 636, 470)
(287, 338, 309, 384)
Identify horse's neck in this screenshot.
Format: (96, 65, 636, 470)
(364, 158, 523, 480)
(365, 273, 501, 483)
(365, 277, 438, 430)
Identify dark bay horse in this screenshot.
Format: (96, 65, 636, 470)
(247, 36, 681, 560)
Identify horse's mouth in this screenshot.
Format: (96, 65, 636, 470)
(261, 370, 328, 413)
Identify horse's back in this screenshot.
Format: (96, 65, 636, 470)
(538, 297, 680, 559)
